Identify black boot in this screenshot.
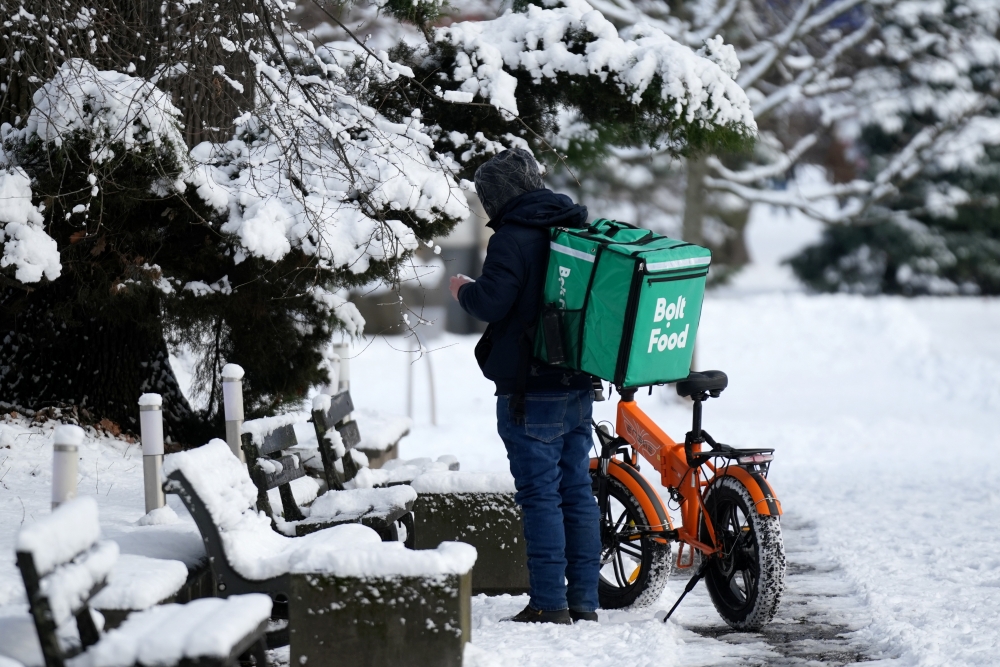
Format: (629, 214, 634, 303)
(569, 610, 599, 622)
(503, 605, 572, 625)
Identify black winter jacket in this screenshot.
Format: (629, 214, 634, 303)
(458, 189, 592, 394)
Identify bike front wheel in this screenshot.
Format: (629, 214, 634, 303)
(700, 475, 785, 630)
(591, 470, 671, 609)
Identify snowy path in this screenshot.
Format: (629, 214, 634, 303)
(463, 509, 882, 667)
(677, 510, 876, 666)
(349, 294, 1000, 666)
(3, 292, 998, 666)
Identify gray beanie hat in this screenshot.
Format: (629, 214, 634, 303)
(473, 148, 544, 221)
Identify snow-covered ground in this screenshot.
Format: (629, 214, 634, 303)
(2, 205, 998, 665)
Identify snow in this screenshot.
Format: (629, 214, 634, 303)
(78, 594, 271, 667)
(52, 425, 85, 447)
(338, 207, 1000, 665)
(161, 440, 258, 534)
(135, 506, 180, 527)
(267, 476, 320, 513)
(16, 497, 101, 576)
(242, 413, 305, 446)
(290, 540, 476, 578)
(20, 60, 186, 167)
(89, 555, 188, 611)
(410, 471, 516, 494)
(306, 485, 417, 522)
(354, 408, 411, 453)
(435, 0, 754, 132)
(311, 393, 332, 414)
(2, 210, 999, 664)
(160, 438, 418, 579)
(0, 166, 57, 284)
(345, 455, 460, 488)
(41, 540, 119, 625)
(221, 364, 245, 381)
(136, 394, 161, 408)
(0, 611, 43, 667)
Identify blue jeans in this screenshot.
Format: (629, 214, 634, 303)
(497, 390, 601, 612)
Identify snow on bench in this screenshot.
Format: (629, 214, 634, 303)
(79, 596, 272, 667)
(344, 455, 460, 489)
(12, 497, 270, 667)
(89, 555, 188, 620)
(239, 412, 415, 539)
(163, 439, 476, 664)
(162, 439, 386, 582)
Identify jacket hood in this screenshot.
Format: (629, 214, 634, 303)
(488, 188, 588, 230)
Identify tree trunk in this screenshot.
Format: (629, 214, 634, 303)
(1, 283, 209, 446)
(683, 156, 708, 246)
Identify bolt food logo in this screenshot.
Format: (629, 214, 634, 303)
(557, 266, 571, 307)
(647, 296, 689, 354)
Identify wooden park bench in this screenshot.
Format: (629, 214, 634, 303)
(10, 496, 269, 667)
(162, 439, 475, 666)
(240, 391, 415, 540)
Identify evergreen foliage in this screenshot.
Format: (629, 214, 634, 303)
(789, 0, 1000, 295)
(1, 0, 752, 441)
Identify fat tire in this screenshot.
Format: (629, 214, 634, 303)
(592, 471, 672, 610)
(701, 475, 785, 630)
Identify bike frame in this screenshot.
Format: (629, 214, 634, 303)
(594, 389, 783, 567)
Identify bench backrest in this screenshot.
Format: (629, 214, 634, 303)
(162, 439, 293, 597)
(311, 391, 364, 490)
(15, 497, 118, 667)
(240, 417, 308, 522)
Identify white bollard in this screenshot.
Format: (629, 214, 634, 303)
(52, 425, 84, 509)
(138, 393, 165, 513)
(222, 363, 246, 462)
(333, 343, 350, 393)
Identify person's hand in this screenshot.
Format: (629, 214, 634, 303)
(449, 275, 473, 300)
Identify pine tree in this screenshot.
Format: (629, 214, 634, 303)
(0, 0, 753, 442)
(789, 0, 1000, 295)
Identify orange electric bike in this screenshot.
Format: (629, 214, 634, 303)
(590, 370, 786, 629)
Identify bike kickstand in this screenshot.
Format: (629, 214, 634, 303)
(661, 559, 709, 624)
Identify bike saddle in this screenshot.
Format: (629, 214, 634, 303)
(676, 370, 728, 398)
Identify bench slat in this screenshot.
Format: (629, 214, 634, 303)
(336, 420, 361, 450)
(257, 455, 306, 490)
(257, 424, 299, 456)
(322, 391, 354, 427)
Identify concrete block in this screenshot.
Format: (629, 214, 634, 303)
(289, 571, 471, 667)
(413, 493, 528, 596)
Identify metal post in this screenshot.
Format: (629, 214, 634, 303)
(222, 363, 246, 462)
(52, 425, 82, 509)
(333, 343, 352, 423)
(334, 343, 350, 393)
(139, 393, 165, 513)
(406, 341, 415, 419)
(415, 330, 437, 426)
(406, 332, 437, 426)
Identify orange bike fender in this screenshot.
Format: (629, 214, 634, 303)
(590, 458, 673, 533)
(719, 466, 783, 516)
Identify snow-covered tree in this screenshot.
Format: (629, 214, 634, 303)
(545, 0, 874, 275)
(0, 0, 753, 441)
(789, 0, 1000, 295)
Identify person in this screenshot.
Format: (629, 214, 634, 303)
(449, 149, 601, 625)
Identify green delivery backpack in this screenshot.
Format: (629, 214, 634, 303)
(534, 219, 711, 388)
